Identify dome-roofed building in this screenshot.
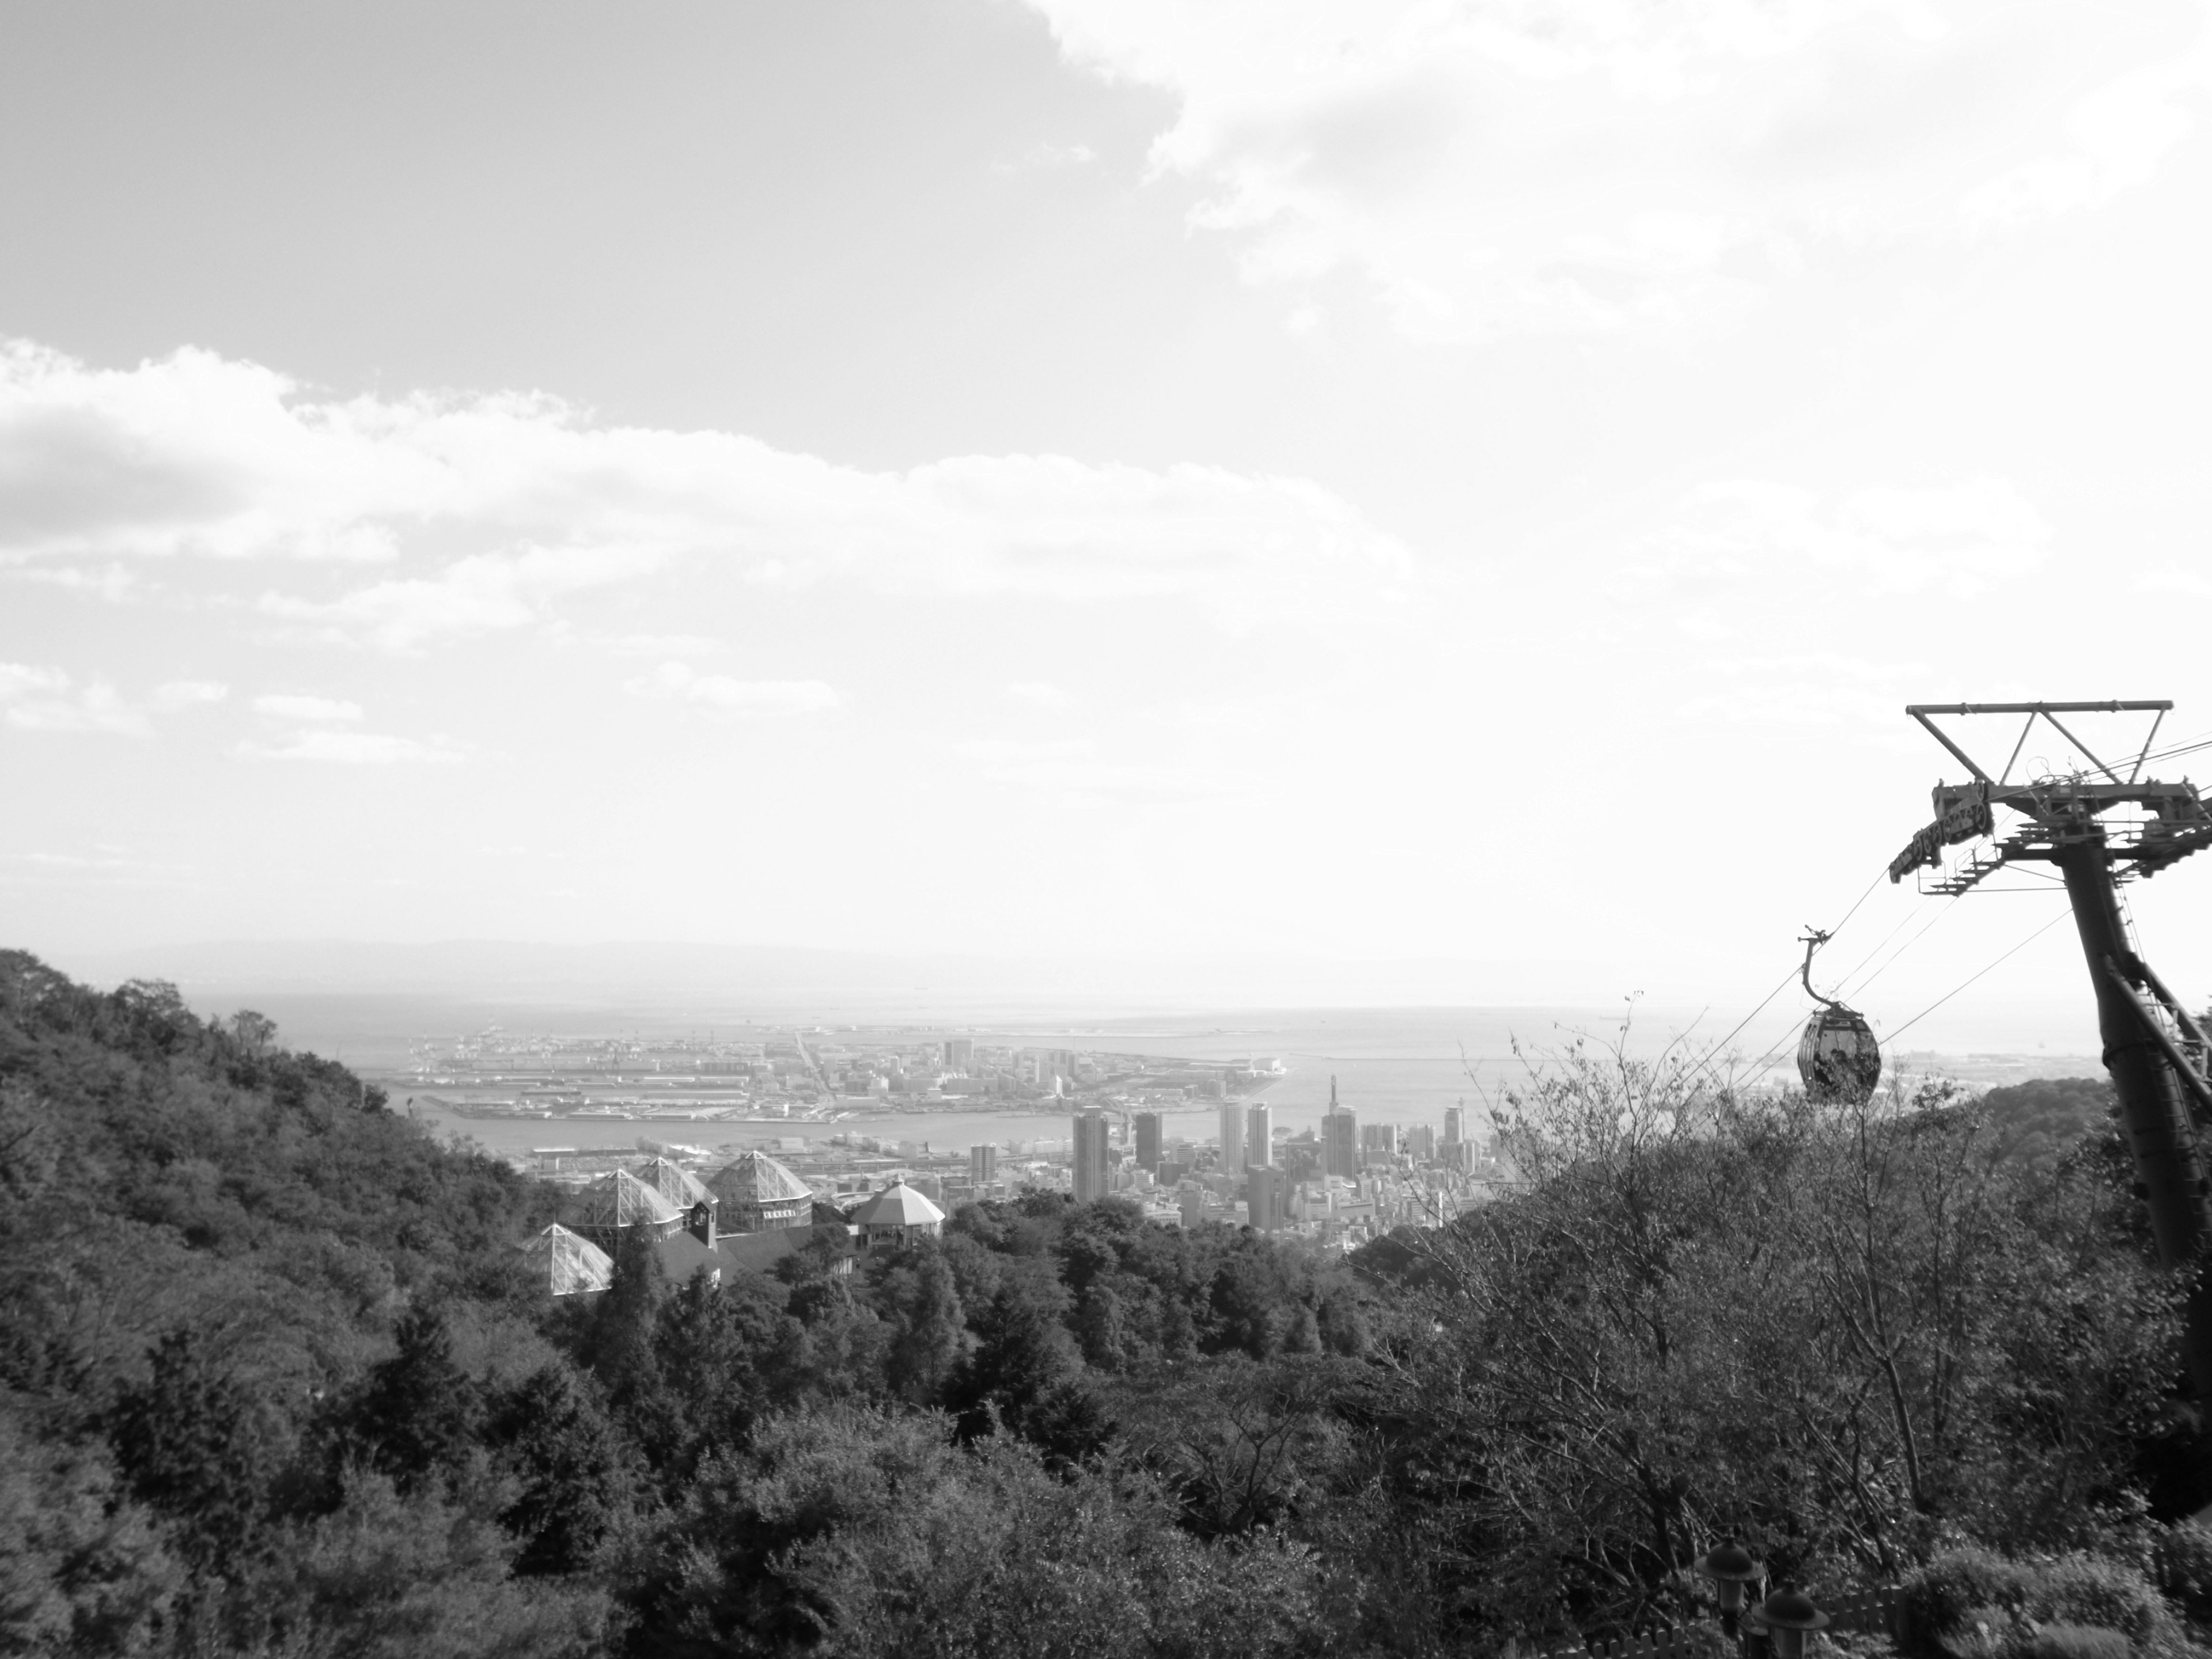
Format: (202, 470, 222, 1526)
(577, 1168, 684, 1245)
(850, 1177, 945, 1248)
(519, 1224, 615, 1297)
(707, 1150, 815, 1233)
(634, 1156, 713, 1215)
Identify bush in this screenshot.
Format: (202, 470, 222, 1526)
(2028, 1554, 2172, 1649)
(1901, 1550, 2181, 1659)
(2019, 1627, 2133, 1659)
(1900, 1552, 2036, 1656)
(2155, 1524, 2212, 1621)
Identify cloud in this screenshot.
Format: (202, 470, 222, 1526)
(151, 679, 228, 711)
(2136, 563, 2212, 597)
(1676, 651, 1926, 729)
(1003, 681, 1071, 708)
(252, 693, 363, 722)
(992, 142, 1100, 175)
(1024, 1, 2212, 339)
(0, 662, 150, 735)
(950, 735, 1228, 800)
(1624, 477, 2050, 604)
(626, 662, 840, 717)
(955, 737, 1099, 763)
(236, 729, 460, 764)
(1, 340, 1414, 647)
(592, 632, 732, 658)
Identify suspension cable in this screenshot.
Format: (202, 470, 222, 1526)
(1882, 910, 2072, 1045)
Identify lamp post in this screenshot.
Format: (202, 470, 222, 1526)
(1744, 1586, 1830, 1659)
(1696, 1543, 1764, 1639)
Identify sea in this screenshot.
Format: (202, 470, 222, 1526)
(195, 993, 2105, 1164)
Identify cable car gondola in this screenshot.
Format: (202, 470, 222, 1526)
(1794, 928, 1881, 1104)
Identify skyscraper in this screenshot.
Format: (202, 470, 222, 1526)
(1134, 1111, 1162, 1171)
(969, 1144, 997, 1187)
(1404, 1123, 1437, 1161)
(1444, 1102, 1465, 1145)
(1179, 1183, 1206, 1228)
(1245, 1103, 1273, 1167)
(1245, 1163, 1284, 1233)
(1218, 1102, 1245, 1170)
(1323, 1080, 1359, 1179)
(945, 1037, 974, 1072)
(1360, 1123, 1399, 1165)
(1073, 1110, 1110, 1203)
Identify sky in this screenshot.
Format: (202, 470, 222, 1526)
(4, 0, 2212, 1047)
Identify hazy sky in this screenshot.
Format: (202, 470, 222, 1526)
(5, 1, 2211, 1040)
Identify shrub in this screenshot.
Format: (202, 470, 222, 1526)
(1900, 1552, 2036, 1657)
(2018, 1627, 2132, 1659)
(2154, 1524, 2212, 1621)
(1901, 1550, 2181, 1659)
(2028, 1554, 2172, 1649)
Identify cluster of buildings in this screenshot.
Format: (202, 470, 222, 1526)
(1068, 1085, 1500, 1251)
(514, 1075, 1503, 1293)
(520, 1148, 947, 1296)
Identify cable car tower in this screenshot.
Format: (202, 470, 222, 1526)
(1891, 700, 2212, 1401)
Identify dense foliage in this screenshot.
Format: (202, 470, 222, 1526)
(3, 950, 2208, 1658)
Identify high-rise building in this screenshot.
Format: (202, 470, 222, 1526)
(1360, 1123, 1399, 1165)
(1323, 1077, 1359, 1179)
(1218, 1103, 1246, 1170)
(945, 1037, 975, 1073)
(1405, 1124, 1437, 1161)
(1444, 1103, 1465, 1145)
(969, 1144, 997, 1187)
(1245, 1103, 1274, 1167)
(1134, 1111, 1162, 1171)
(1179, 1183, 1206, 1228)
(1245, 1164, 1285, 1233)
(1073, 1111, 1110, 1203)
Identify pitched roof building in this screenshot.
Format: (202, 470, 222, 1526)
(518, 1224, 615, 1296)
(707, 1151, 814, 1233)
(577, 1168, 684, 1244)
(633, 1156, 713, 1214)
(849, 1177, 945, 1248)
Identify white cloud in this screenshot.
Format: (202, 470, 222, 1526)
(1024, 1, 2212, 339)
(956, 737, 1099, 763)
(2137, 563, 2212, 597)
(0, 662, 69, 700)
(993, 142, 1100, 175)
(151, 679, 228, 711)
(1003, 680, 1071, 708)
(593, 632, 732, 658)
(0, 340, 1414, 647)
(0, 662, 150, 736)
(1677, 652, 1926, 729)
(626, 662, 840, 717)
(252, 693, 363, 722)
(236, 729, 460, 764)
(1627, 477, 2050, 602)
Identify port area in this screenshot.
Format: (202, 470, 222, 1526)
(373, 1022, 1287, 1128)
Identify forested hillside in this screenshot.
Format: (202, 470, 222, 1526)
(3, 951, 2208, 1659)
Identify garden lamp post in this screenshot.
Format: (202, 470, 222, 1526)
(1745, 1586, 1830, 1659)
(1697, 1543, 1764, 1638)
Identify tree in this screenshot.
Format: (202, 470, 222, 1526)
(109, 1331, 274, 1571)
(336, 1305, 483, 1494)
(881, 1243, 966, 1405)
(486, 1362, 631, 1577)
